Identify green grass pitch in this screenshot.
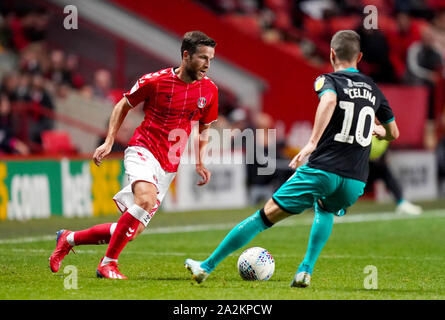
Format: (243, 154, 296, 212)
(0, 200, 444, 300)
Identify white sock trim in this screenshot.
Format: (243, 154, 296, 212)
(127, 204, 151, 227)
(101, 256, 118, 266)
(66, 232, 75, 246)
(110, 223, 117, 236)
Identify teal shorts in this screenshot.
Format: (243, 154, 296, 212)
(272, 164, 366, 216)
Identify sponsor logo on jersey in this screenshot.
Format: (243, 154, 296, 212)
(197, 97, 207, 108)
(346, 79, 372, 90)
(315, 76, 325, 92)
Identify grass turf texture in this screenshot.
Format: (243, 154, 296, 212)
(0, 200, 444, 300)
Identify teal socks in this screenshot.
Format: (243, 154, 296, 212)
(199, 206, 334, 276)
(298, 207, 334, 275)
(201, 210, 271, 273)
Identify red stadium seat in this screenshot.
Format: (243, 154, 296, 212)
(265, 0, 288, 10)
(276, 42, 304, 58)
(378, 15, 397, 35)
(41, 130, 77, 155)
(328, 16, 361, 33)
(303, 16, 325, 38)
(379, 86, 429, 148)
(223, 14, 262, 37)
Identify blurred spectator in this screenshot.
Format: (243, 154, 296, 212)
(246, 112, 293, 203)
(0, 12, 12, 50)
(65, 54, 85, 89)
(196, 0, 260, 14)
(387, 12, 425, 81)
(218, 89, 239, 118)
(28, 73, 54, 145)
(431, 9, 445, 59)
(5, 4, 49, 52)
(0, 93, 29, 155)
(7, 9, 30, 51)
(92, 68, 114, 102)
(0, 71, 19, 100)
(14, 72, 32, 101)
(332, 0, 363, 15)
(436, 134, 445, 193)
(196, 0, 237, 14)
(394, 0, 434, 19)
(18, 43, 45, 75)
(46, 49, 70, 86)
(406, 25, 443, 119)
(356, 25, 398, 83)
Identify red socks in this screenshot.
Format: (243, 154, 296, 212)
(73, 223, 115, 245)
(105, 211, 141, 260)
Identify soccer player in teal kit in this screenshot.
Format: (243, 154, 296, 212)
(185, 30, 400, 287)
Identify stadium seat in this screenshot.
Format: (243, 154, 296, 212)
(276, 42, 304, 58)
(41, 130, 77, 155)
(223, 14, 262, 37)
(329, 16, 361, 33)
(265, 0, 288, 10)
(378, 15, 397, 35)
(303, 16, 325, 38)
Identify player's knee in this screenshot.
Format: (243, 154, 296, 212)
(133, 181, 158, 212)
(135, 193, 157, 212)
(264, 198, 292, 224)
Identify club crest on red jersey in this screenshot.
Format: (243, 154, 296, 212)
(197, 97, 207, 109)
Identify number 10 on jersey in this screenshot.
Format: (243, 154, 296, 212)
(334, 101, 375, 147)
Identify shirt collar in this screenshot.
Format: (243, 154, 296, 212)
(343, 67, 359, 72)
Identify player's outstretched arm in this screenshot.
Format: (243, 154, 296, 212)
(196, 123, 211, 186)
(289, 91, 337, 169)
(93, 97, 132, 166)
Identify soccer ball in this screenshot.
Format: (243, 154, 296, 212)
(237, 247, 275, 281)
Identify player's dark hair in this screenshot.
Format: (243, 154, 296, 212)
(181, 31, 216, 58)
(330, 30, 361, 62)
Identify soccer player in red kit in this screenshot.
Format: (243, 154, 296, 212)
(49, 31, 218, 279)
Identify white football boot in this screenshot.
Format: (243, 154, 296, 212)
(396, 201, 423, 215)
(185, 259, 209, 284)
(290, 271, 311, 288)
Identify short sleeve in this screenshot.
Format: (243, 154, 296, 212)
(314, 75, 337, 98)
(199, 87, 218, 125)
(123, 74, 152, 107)
(376, 90, 395, 124)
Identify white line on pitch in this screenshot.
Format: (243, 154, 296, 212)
(3, 247, 445, 262)
(1, 209, 444, 245)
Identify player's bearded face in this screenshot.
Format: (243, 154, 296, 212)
(185, 45, 215, 81)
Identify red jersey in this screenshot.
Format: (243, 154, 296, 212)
(123, 67, 218, 172)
